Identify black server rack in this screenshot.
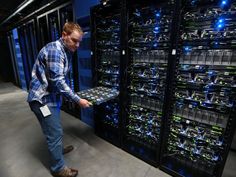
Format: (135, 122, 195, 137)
(37, 15, 50, 50)
(48, 10, 60, 41)
(91, 1, 123, 146)
(16, 25, 31, 89)
(28, 21, 38, 61)
(17, 20, 38, 89)
(19, 20, 38, 66)
(7, 32, 21, 87)
(122, 0, 179, 166)
(59, 4, 79, 93)
(59, 4, 74, 30)
(160, 0, 236, 177)
(8, 28, 28, 90)
(58, 4, 80, 118)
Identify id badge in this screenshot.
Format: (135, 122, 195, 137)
(40, 105, 52, 117)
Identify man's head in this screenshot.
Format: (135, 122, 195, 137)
(62, 22, 84, 52)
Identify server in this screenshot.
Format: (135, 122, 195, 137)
(160, 0, 236, 177)
(91, 0, 236, 176)
(5, 0, 236, 176)
(123, 0, 177, 166)
(91, 0, 123, 146)
(37, 15, 50, 50)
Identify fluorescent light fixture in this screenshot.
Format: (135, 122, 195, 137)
(0, 0, 35, 25)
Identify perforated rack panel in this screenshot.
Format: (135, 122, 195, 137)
(77, 87, 119, 105)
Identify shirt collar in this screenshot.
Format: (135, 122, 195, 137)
(59, 38, 72, 55)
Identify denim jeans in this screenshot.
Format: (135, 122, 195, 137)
(29, 101, 65, 172)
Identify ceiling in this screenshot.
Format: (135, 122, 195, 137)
(0, 0, 61, 34)
(0, 0, 25, 25)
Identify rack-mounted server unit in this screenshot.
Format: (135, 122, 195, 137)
(160, 0, 236, 177)
(91, 1, 123, 146)
(122, 0, 179, 166)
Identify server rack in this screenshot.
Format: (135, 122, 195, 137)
(18, 20, 38, 68)
(91, 1, 123, 146)
(37, 15, 50, 50)
(48, 10, 60, 41)
(17, 28, 31, 89)
(17, 20, 38, 89)
(59, 4, 73, 30)
(160, 0, 236, 177)
(122, 0, 179, 166)
(59, 3, 80, 118)
(9, 28, 28, 91)
(7, 31, 21, 87)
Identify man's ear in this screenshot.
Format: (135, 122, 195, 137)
(62, 31, 67, 38)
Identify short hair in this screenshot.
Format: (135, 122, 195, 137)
(63, 22, 83, 35)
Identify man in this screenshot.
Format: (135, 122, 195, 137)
(28, 22, 91, 177)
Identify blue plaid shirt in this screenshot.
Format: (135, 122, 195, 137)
(27, 38, 80, 107)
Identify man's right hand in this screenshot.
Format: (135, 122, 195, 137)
(78, 99, 92, 108)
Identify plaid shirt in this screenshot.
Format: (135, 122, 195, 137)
(27, 38, 80, 107)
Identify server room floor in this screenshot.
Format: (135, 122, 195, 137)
(0, 82, 235, 177)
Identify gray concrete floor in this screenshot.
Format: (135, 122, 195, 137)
(0, 82, 235, 177)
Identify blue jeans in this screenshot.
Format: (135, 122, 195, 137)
(29, 101, 65, 172)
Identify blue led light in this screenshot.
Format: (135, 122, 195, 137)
(183, 46, 192, 53)
(221, 0, 227, 5)
(215, 17, 226, 30)
(220, 0, 231, 9)
(155, 12, 161, 17)
(114, 118, 118, 124)
(185, 46, 190, 50)
(208, 71, 214, 75)
(153, 26, 160, 34)
(153, 43, 158, 47)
